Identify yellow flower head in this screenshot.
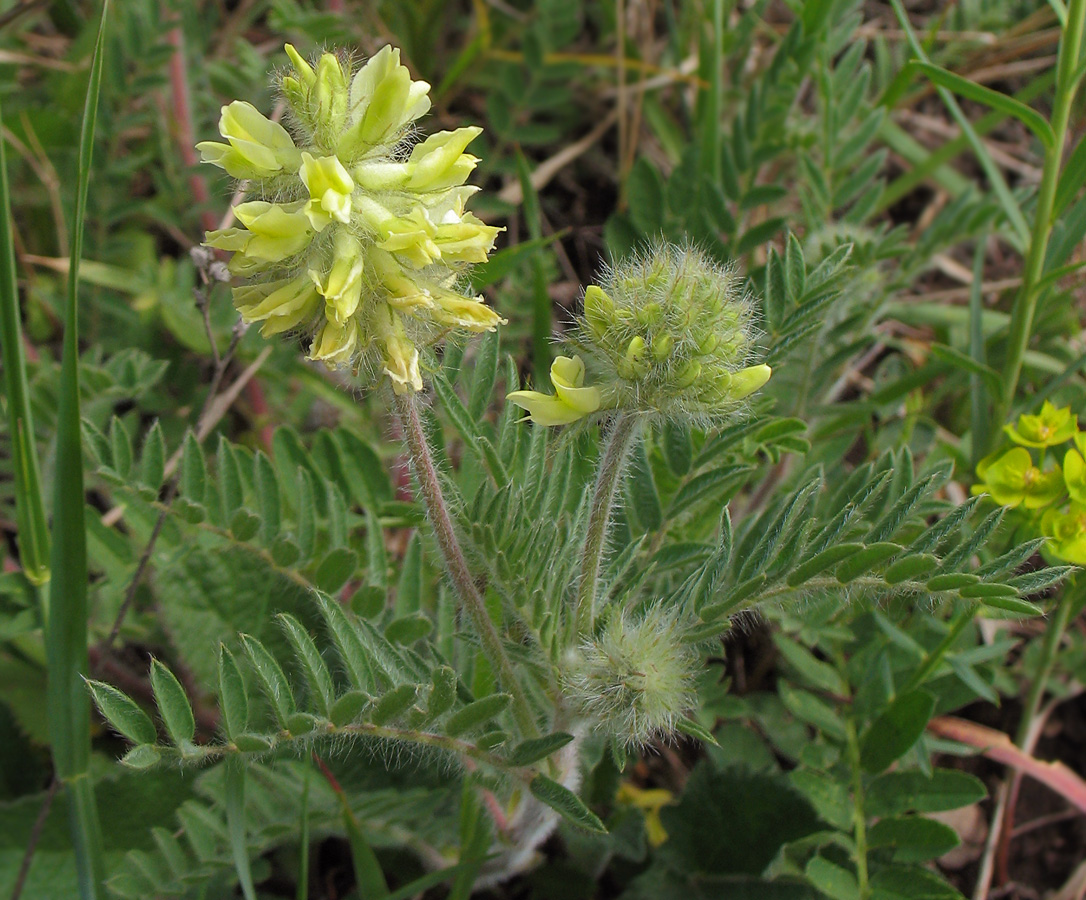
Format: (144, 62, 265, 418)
(200, 45, 504, 393)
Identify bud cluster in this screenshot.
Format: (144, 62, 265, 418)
(563, 605, 698, 749)
(508, 244, 770, 425)
(199, 45, 503, 393)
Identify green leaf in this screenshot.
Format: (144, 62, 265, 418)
(836, 543, 902, 583)
(930, 343, 1001, 396)
(425, 666, 457, 721)
(180, 432, 208, 506)
(226, 760, 257, 900)
(253, 451, 280, 545)
(867, 769, 986, 816)
(140, 421, 166, 490)
(674, 716, 719, 746)
(867, 815, 960, 862)
(314, 547, 359, 593)
(87, 681, 156, 746)
(369, 684, 420, 726)
(507, 732, 575, 766)
(277, 613, 335, 717)
(233, 733, 275, 752)
(321, 593, 377, 692)
(121, 744, 161, 769)
(150, 660, 196, 748)
(468, 328, 500, 421)
(909, 61, 1055, 150)
(385, 613, 432, 645)
(218, 645, 249, 739)
(773, 635, 846, 694)
(109, 416, 133, 479)
(240, 634, 295, 727)
(882, 554, 939, 585)
(805, 856, 859, 900)
(330, 691, 370, 727)
(786, 544, 864, 586)
(860, 690, 936, 773)
(443, 694, 511, 737)
(529, 775, 606, 833)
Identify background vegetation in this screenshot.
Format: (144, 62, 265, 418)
(1, 1, 1085, 899)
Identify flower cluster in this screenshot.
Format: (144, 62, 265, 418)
(199, 45, 503, 393)
(563, 605, 698, 749)
(508, 244, 771, 425)
(973, 401, 1086, 563)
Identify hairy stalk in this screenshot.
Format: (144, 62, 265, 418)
(845, 717, 870, 900)
(575, 414, 639, 637)
(996, 0, 1086, 432)
(394, 391, 537, 737)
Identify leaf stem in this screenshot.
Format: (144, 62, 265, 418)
(845, 717, 871, 900)
(394, 390, 537, 737)
(575, 414, 639, 637)
(996, 0, 1086, 430)
(900, 602, 978, 696)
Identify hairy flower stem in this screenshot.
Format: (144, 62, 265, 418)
(394, 391, 537, 737)
(995, 0, 1086, 434)
(575, 414, 639, 637)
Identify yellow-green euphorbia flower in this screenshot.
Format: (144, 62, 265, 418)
(1041, 503, 1086, 564)
(200, 45, 504, 393)
(1004, 401, 1078, 448)
(972, 447, 1065, 509)
(507, 356, 602, 426)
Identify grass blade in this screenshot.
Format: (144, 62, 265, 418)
(0, 88, 49, 587)
(45, 3, 110, 896)
(889, 0, 1030, 245)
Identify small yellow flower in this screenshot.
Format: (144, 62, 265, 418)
(1041, 503, 1086, 564)
(196, 101, 301, 179)
(507, 356, 603, 426)
(1004, 401, 1078, 448)
(200, 44, 503, 393)
(972, 447, 1064, 509)
(299, 153, 354, 230)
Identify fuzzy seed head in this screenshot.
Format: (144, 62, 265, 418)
(199, 45, 504, 393)
(563, 605, 698, 749)
(572, 244, 770, 421)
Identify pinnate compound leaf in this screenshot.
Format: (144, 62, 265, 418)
(529, 775, 606, 833)
(87, 680, 156, 746)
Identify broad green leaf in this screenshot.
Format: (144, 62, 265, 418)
(859, 690, 936, 773)
(867, 815, 960, 862)
(867, 769, 986, 816)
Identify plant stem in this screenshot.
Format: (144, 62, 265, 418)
(1014, 586, 1076, 749)
(997, 0, 1086, 428)
(900, 603, 978, 695)
(845, 717, 871, 900)
(394, 391, 537, 737)
(575, 414, 639, 637)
